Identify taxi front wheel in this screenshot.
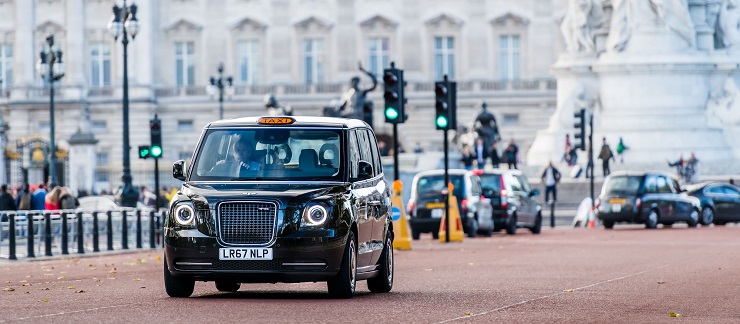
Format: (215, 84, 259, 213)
(367, 235, 393, 293)
(327, 231, 357, 298)
(164, 256, 195, 298)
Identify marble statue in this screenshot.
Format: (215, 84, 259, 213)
(717, 0, 740, 49)
(561, 0, 604, 53)
(553, 83, 599, 130)
(707, 77, 740, 127)
(607, 0, 695, 52)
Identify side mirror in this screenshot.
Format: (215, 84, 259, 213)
(358, 160, 374, 180)
(173, 160, 186, 181)
(530, 189, 540, 197)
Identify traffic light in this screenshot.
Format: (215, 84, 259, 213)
(573, 108, 586, 151)
(434, 78, 456, 130)
(138, 145, 150, 159)
(150, 115, 162, 159)
(383, 64, 405, 124)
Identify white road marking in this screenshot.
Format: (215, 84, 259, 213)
(0, 303, 136, 323)
(436, 263, 671, 323)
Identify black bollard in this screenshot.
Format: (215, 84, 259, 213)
(61, 211, 69, 255)
(44, 212, 53, 257)
(9, 213, 16, 260)
(92, 211, 100, 252)
(76, 212, 85, 254)
(27, 212, 35, 258)
(136, 209, 142, 249)
(106, 210, 113, 251)
(149, 210, 155, 249)
(121, 209, 128, 250)
(550, 201, 555, 228)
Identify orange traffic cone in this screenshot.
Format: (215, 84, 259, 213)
(391, 180, 412, 250)
(586, 206, 596, 228)
(438, 190, 464, 243)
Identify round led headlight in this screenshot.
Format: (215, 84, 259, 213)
(175, 204, 195, 226)
(304, 205, 328, 226)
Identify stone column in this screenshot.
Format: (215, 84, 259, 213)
(466, 0, 488, 80)
(689, 0, 713, 51)
(67, 105, 97, 195)
(270, 0, 292, 83)
(65, 0, 85, 86)
(0, 115, 8, 186)
(11, 0, 35, 100)
(335, 0, 356, 82)
(133, 0, 156, 99)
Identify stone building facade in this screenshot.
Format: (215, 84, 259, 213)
(0, 0, 563, 194)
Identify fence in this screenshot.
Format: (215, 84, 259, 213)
(0, 209, 165, 260)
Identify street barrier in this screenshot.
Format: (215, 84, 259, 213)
(438, 193, 464, 243)
(391, 180, 412, 250)
(0, 209, 166, 260)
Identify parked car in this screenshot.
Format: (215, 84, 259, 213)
(685, 182, 740, 225)
(77, 196, 150, 211)
(596, 171, 700, 229)
(164, 116, 394, 298)
(406, 169, 494, 239)
(474, 169, 542, 235)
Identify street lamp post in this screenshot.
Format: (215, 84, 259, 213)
(108, 0, 140, 207)
(36, 35, 65, 188)
(208, 63, 232, 120)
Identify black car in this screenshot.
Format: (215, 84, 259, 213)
(474, 169, 542, 235)
(596, 171, 701, 229)
(164, 116, 394, 298)
(686, 182, 740, 225)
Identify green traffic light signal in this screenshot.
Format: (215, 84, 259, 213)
(151, 145, 162, 158)
(138, 145, 150, 159)
(385, 107, 399, 120)
(435, 116, 448, 128)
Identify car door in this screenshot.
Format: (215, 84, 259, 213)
(712, 185, 737, 221)
(348, 129, 373, 268)
(507, 174, 529, 223)
(642, 175, 664, 218)
(721, 185, 740, 222)
(656, 176, 676, 221)
(515, 174, 536, 224)
(366, 128, 389, 264)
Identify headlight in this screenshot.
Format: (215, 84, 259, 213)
(303, 204, 328, 226)
(175, 203, 195, 226)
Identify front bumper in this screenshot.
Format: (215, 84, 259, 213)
(597, 211, 643, 224)
(164, 229, 347, 283)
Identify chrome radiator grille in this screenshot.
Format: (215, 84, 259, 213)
(218, 202, 277, 245)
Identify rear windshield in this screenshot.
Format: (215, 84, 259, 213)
(416, 175, 464, 198)
(478, 174, 502, 193)
(603, 176, 642, 194)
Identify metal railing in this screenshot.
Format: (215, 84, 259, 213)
(0, 209, 165, 260)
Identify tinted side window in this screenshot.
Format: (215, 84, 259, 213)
(348, 130, 360, 179)
(508, 174, 523, 192)
(644, 176, 658, 193)
(657, 177, 672, 193)
(708, 186, 724, 194)
(723, 186, 740, 198)
(356, 129, 374, 176)
(366, 129, 383, 175)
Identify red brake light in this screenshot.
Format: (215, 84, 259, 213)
(472, 169, 483, 176)
(635, 198, 641, 210)
(500, 176, 508, 209)
(407, 201, 415, 217)
(461, 198, 468, 214)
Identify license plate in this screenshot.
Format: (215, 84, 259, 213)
(609, 198, 626, 204)
(219, 248, 273, 260)
(426, 202, 445, 209)
(431, 209, 443, 218)
(611, 204, 622, 213)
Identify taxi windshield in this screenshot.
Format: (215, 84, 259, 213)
(191, 128, 343, 181)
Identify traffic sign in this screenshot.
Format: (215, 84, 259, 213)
(391, 206, 402, 222)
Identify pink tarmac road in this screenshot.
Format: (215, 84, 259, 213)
(1, 225, 739, 323)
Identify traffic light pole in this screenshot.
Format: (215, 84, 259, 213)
(589, 113, 595, 212)
(154, 158, 160, 210)
(444, 129, 450, 243)
(393, 122, 400, 181)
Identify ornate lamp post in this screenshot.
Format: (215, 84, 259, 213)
(108, 0, 140, 207)
(36, 35, 65, 188)
(207, 63, 233, 120)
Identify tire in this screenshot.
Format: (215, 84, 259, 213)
(411, 229, 420, 240)
(645, 210, 659, 229)
(700, 207, 714, 226)
(466, 218, 478, 238)
(506, 214, 517, 235)
(687, 209, 699, 227)
(432, 231, 439, 240)
(603, 220, 614, 229)
(529, 213, 542, 234)
(367, 236, 394, 293)
(215, 281, 240, 292)
(327, 231, 357, 298)
(715, 221, 727, 226)
(164, 256, 195, 298)
(483, 227, 493, 237)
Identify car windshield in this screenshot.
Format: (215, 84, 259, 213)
(190, 128, 343, 181)
(603, 175, 642, 194)
(478, 174, 502, 195)
(416, 175, 463, 198)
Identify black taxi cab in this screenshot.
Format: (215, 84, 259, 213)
(164, 116, 394, 298)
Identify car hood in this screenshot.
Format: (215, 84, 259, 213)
(180, 181, 350, 209)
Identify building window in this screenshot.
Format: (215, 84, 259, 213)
(303, 39, 325, 84)
(499, 35, 521, 81)
(237, 40, 260, 85)
(175, 42, 195, 86)
(177, 120, 193, 131)
(368, 37, 389, 79)
(95, 171, 109, 182)
(90, 44, 111, 87)
(0, 44, 13, 90)
(502, 113, 519, 125)
(96, 152, 109, 165)
(92, 120, 107, 133)
(434, 36, 455, 80)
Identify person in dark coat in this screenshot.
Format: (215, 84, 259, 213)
(504, 139, 519, 169)
(15, 183, 32, 210)
(473, 138, 488, 169)
(31, 182, 47, 210)
(489, 141, 501, 169)
(460, 145, 475, 170)
(0, 184, 17, 221)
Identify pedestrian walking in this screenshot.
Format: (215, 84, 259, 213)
(0, 184, 17, 210)
(616, 137, 627, 163)
(667, 154, 685, 181)
(505, 139, 519, 169)
(44, 186, 63, 210)
(473, 138, 488, 169)
(59, 187, 80, 210)
(598, 137, 615, 177)
(540, 162, 561, 204)
(31, 182, 47, 210)
(686, 152, 700, 183)
(489, 141, 501, 169)
(460, 145, 475, 171)
(15, 183, 32, 210)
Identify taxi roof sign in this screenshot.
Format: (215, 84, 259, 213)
(258, 117, 296, 125)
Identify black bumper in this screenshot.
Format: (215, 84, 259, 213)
(164, 230, 347, 283)
(597, 211, 643, 223)
(409, 218, 440, 233)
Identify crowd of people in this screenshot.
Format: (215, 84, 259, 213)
(0, 182, 80, 220)
(460, 138, 520, 171)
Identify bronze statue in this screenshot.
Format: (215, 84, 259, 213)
(335, 62, 377, 119)
(263, 93, 292, 116)
(473, 102, 500, 146)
